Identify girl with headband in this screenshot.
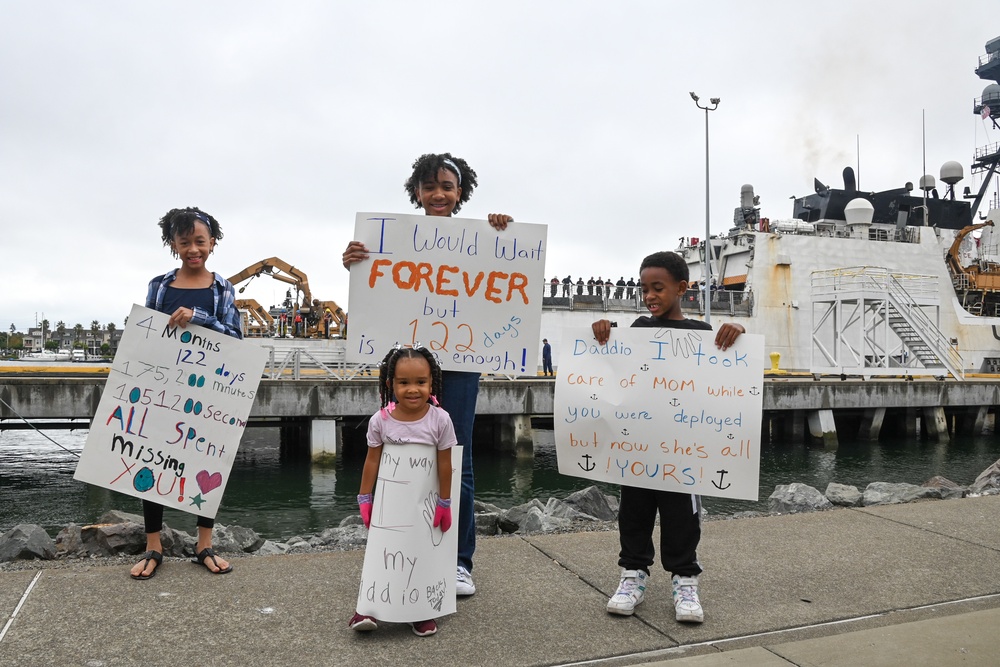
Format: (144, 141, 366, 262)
(343, 153, 512, 599)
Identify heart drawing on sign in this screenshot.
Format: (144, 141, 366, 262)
(196, 470, 223, 495)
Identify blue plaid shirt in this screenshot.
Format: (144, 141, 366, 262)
(145, 270, 243, 339)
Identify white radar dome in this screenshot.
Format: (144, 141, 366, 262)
(940, 161, 963, 185)
(919, 174, 936, 191)
(844, 198, 874, 226)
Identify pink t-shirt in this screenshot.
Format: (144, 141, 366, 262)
(366, 405, 457, 451)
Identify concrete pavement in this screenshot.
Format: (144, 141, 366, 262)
(2, 496, 1000, 666)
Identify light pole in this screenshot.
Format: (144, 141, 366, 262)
(690, 92, 720, 324)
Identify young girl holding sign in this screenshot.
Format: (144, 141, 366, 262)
(343, 153, 512, 597)
(130, 207, 242, 580)
(349, 346, 456, 637)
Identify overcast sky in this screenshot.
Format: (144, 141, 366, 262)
(2, 1, 998, 332)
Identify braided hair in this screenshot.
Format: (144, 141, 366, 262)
(404, 153, 479, 214)
(377, 346, 444, 417)
(158, 207, 223, 256)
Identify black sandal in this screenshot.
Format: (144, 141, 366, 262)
(131, 550, 163, 580)
(192, 547, 233, 574)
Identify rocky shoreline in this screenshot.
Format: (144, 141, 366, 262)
(4, 460, 1000, 571)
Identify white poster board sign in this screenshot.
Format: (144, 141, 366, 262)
(357, 444, 462, 623)
(554, 328, 764, 500)
(74, 304, 267, 519)
(346, 212, 547, 374)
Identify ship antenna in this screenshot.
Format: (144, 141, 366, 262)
(922, 109, 928, 226)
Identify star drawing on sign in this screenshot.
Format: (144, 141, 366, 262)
(189, 494, 206, 509)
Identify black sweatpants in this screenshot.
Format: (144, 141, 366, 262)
(143, 500, 214, 534)
(617, 485, 702, 577)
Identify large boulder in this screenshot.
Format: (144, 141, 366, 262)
(517, 507, 570, 534)
(311, 528, 343, 547)
(970, 459, 1000, 495)
(475, 512, 500, 536)
(82, 522, 147, 556)
(500, 499, 545, 533)
(862, 482, 939, 506)
(563, 486, 617, 521)
(474, 500, 504, 515)
(825, 483, 862, 507)
(334, 525, 369, 548)
(768, 483, 832, 514)
(922, 476, 965, 500)
(0, 524, 56, 562)
(255, 540, 289, 556)
(211, 524, 266, 553)
(98, 510, 144, 525)
(55, 524, 101, 557)
(543, 498, 599, 522)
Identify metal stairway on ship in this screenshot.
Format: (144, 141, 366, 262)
(811, 267, 965, 379)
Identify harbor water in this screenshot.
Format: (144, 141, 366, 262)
(2, 424, 999, 540)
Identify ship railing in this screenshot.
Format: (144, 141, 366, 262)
(811, 267, 939, 301)
(258, 344, 382, 381)
(540, 284, 645, 312)
(974, 142, 1000, 161)
(677, 287, 753, 317)
(980, 51, 1000, 67)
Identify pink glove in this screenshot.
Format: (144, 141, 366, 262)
(433, 503, 452, 532)
(358, 493, 373, 529)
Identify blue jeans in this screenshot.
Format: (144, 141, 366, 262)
(440, 370, 478, 572)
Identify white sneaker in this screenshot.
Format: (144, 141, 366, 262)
(456, 566, 476, 596)
(672, 575, 704, 623)
(606, 569, 647, 616)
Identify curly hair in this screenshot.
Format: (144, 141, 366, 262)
(639, 251, 689, 283)
(403, 153, 479, 214)
(377, 346, 444, 414)
(158, 207, 223, 251)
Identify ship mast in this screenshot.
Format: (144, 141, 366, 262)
(971, 35, 1000, 219)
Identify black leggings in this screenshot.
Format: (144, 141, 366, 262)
(617, 486, 702, 577)
(143, 500, 214, 534)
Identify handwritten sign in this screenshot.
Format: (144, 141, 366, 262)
(73, 304, 267, 519)
(357, 444, 462, 623)
(554, 328, 764, 500)
(346, 212, 547, 374)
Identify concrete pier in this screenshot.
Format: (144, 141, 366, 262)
(858, 407, 886, 441)
(3, 376, 998, 456)
(807, 409, 838, 449)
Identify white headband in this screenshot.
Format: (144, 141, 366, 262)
(441, 158, 462, 184)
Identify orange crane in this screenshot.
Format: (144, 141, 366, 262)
(227, 258, 345, 337)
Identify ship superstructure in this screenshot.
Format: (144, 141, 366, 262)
(542, 35, 1000, 379)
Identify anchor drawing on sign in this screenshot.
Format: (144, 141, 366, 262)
(669, 398, 680, 407)
(727, 433, 735, 440)
(621, 428, 630, 436)
(749, 386, 760, 396)
(590, 393, 599, 400)
(712, 470, 731, 490)
(640, 364, 649, 371)
(578, 454, 596, 472)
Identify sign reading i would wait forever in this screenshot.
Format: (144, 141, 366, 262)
(554, 327, 765, 500)
(73, 304, 267, 519)
(346, 212, 547, 374)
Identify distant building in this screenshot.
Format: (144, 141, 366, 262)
(27, 324, 123, 357)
